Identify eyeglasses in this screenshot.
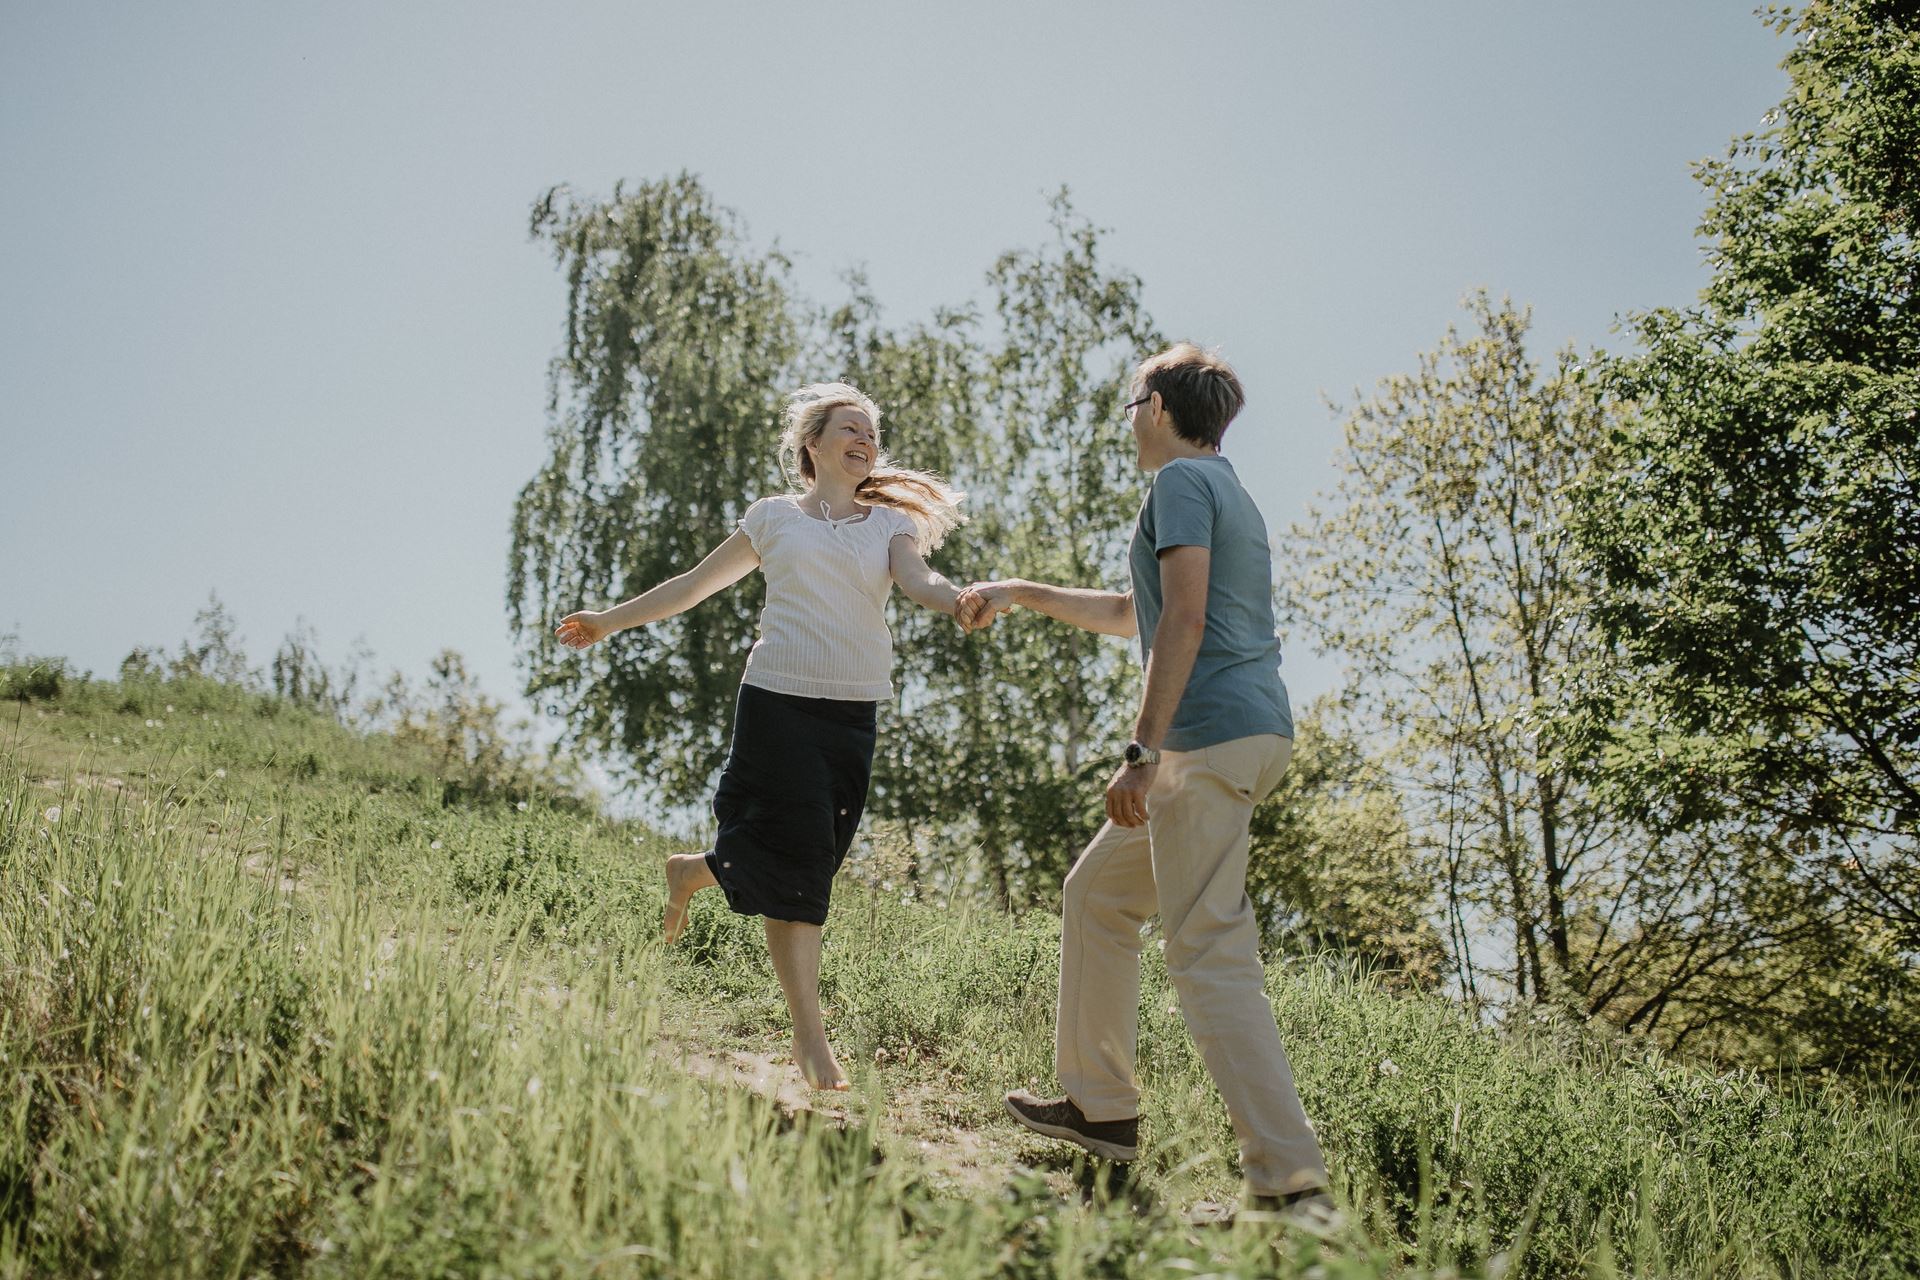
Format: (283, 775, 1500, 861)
(1122, 395, 1151, 418)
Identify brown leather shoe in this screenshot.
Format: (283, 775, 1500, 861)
(1003, 1090, 1138, 1161)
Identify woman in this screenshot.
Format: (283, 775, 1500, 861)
(554, 382, 976, 1090)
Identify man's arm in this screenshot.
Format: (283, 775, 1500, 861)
(956, 579, 1137, 637)
(1129, 545, 1209, 748)
(1102, 543, 1209, 827)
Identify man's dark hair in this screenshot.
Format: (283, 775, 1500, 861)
(1134, 342, 1246, 448)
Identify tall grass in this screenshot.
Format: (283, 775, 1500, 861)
(2, 673, 1915, 1277)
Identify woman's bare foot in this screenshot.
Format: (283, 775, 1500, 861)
(793, 1034, 850, 1092)
(663, 853, 716, 944)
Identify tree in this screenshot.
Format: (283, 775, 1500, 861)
(271, 619, 371, 723)
(1247, 705, 1448, 988)
(1567, 0, 1920, 1067)
(1284, 294, 1726, 1015)
(168, 592, 257, 688)
(822, 278, 998, 893)
(850, 195, 1161, 903)
(509, 180, 1161, 903)
(507, 176, 801, 808)
(372, 650, 587, 807)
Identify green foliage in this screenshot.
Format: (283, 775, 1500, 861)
(1284, 295, 1637, 1009)
(1248, 706, 1448, 986)
(1571, 0, 1920, 1069)
(511, 179, 1160, 904)
(834, 192, 1161, 903)
(271, 618, 371, 722)
(0, 634, 68, 703)
(166, 592, 259, 687)
(369, 650, 589, 809)
(508, 175, 801, 807)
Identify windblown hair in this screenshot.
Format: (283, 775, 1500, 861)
(778, 381, 966, 553)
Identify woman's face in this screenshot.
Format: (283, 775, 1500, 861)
(808, 405, 878, 483)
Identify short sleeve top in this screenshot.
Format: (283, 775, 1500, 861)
(1128, 456, 1294, 750)
(736, 495, 918, 701)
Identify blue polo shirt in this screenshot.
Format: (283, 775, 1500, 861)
(1129, 455, 1294, 751)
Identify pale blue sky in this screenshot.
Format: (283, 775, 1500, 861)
(3, 2, 1786, 744)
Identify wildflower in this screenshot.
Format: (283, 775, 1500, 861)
(214, 768, 227, 779)
(430, 840, 444, 850)
(526, 1076, 542, 1097)
(165, 704, 174, 713)
(1378, 1058, 1403, 1078)
(43, 806, 60, 824)
(516, 801, 529, 812)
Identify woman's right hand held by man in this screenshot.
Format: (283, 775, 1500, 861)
(956, 580, 1020, 633)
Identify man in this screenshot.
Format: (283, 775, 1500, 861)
(957, 343, 1334, 1222)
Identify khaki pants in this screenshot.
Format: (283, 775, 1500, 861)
(1056, 733, 1328, 1196)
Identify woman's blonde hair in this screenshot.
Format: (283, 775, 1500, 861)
(779, 381, 965, 553)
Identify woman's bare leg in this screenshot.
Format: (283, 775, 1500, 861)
(764, 918, 848, 1091)
(663, 853, 718, 944)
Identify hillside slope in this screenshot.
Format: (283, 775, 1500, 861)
(2, 672, 1914, 1278)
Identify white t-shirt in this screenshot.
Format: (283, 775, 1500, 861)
(736, 495, 918, 701)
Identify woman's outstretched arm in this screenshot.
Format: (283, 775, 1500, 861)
(887, 534, 966, 622)
(555, 529, 760, 649)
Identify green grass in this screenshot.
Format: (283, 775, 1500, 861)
(2, 671, 1915, 1277)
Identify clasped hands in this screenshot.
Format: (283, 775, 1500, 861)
(953, 580, 1020, 634)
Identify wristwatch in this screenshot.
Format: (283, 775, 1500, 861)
(1123, 740, 1161, 768)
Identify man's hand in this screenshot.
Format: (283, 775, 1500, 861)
(955, 580, 1021, 633)
(1105, 760, 1155, 828)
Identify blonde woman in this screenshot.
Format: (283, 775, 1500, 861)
(555, 383, 975, 1090)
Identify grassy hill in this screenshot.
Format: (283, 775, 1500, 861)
(2, 667, 1914, 1278)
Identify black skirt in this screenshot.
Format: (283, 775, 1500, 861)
(704, 682, 878, 926)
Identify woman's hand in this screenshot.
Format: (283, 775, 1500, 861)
(955, 580, 1021, 632)
(554, 611, 613, 650)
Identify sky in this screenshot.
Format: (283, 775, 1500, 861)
(2, 2, 1789, 760)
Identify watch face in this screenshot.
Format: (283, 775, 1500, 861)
(1124, 742, 1142, 764)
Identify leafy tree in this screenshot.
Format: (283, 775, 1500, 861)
(371, 650, 587, 807)
(167, 592, 257, 688)
(970, 194, 1162, 899)
(1247, 704, 1448, 987)
(1285, 294, 1688, 1011)
(507, 176, 801, 808)
(1578, 1, 1918, 925)
(830, 196, 1160, 903)
(509, 180, 1160, 903)
(822, 279, 1000, 893)
(271, 619, 372, 723)
(1568, 0, 1919, 1067)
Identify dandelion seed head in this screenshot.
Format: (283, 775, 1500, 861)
(43, 806, 60, 823)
